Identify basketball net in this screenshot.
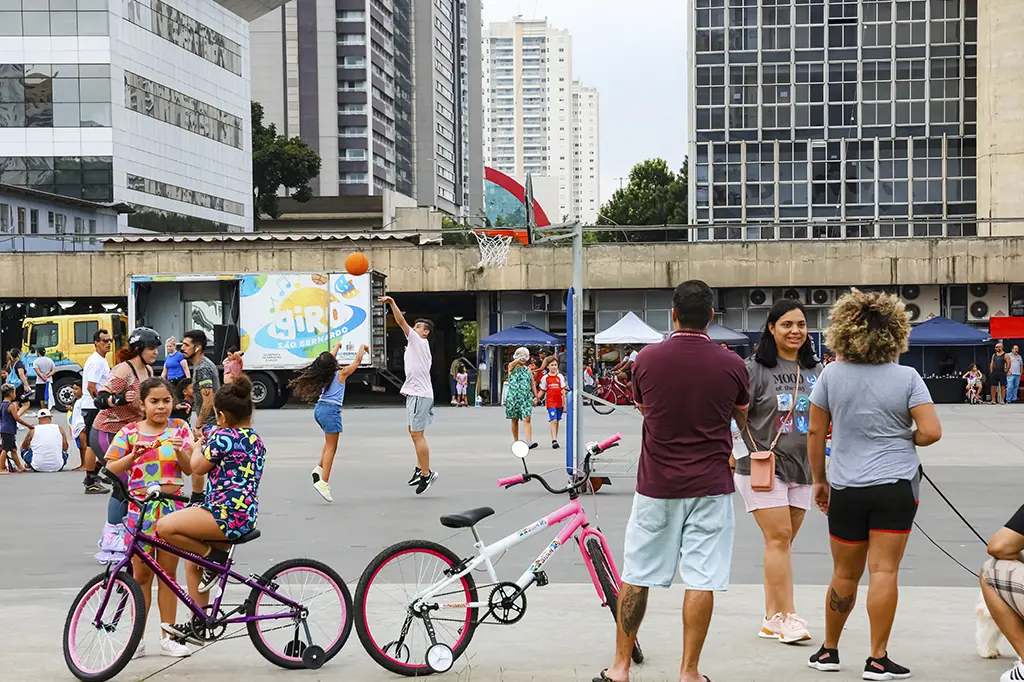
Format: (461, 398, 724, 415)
(473, 231, 513, 267)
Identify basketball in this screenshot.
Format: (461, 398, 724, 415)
(345, 252, 369, 276)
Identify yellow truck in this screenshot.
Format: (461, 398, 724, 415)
(21, 313, 128, 410)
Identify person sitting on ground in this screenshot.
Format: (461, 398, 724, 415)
(22, 408, 69, 472)
(806, 288, 942, 679)
(0, 383, 32, 473)
(980, 506, 1024, 682)
(222, 347, 244, 384)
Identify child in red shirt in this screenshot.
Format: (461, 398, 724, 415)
(539, 358, 568, 449)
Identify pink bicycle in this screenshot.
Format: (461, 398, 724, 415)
(353, 434, 643, 676)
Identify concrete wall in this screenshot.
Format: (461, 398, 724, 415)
(2, 236, 1024, 298)
(977, 0, 1024, 233)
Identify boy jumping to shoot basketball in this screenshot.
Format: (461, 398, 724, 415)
(378, 295, 438, 494)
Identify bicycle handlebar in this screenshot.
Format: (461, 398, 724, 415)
(98, 467, 191, 507)
(497, 433, 622, 493)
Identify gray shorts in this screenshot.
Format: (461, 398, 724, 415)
(406, 396, 434, 432)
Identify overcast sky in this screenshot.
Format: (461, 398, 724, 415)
(480, 0, 688, 205)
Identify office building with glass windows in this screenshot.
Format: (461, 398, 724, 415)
(688, 0, 981, 241)
(0, 0, 283, 233)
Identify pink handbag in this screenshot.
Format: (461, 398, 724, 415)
(746, 373, 801, 493)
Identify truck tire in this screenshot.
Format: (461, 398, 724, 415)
(271, 387, 291, 409)
(52, 375, 79, 412)
(249, 372, 278, 410)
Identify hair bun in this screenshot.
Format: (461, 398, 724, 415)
(228, 373, 252, 395)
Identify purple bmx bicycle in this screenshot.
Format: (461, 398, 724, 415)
(62, 469, 353, 681)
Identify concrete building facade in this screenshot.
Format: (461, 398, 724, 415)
(0, 0, 280, 233)
(483, 17, 600, 223)
(249, 0, 483, 217)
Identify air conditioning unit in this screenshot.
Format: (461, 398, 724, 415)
(902, 285, 940, 323)
(532, 293, 550, 312)
(807, 288, 836, 307)
(968, 284, 1009, 322)
(748, 288, 773, 308)
(781, 287, 804, 303)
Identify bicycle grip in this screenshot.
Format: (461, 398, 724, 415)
(497, 474, 525, 488)
(596, 433, 622, 452)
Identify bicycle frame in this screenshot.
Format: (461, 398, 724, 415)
(410, 496, 622, 611)
(93, 526, 301, 631)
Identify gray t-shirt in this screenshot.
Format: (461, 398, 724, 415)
(809, 361, 932, 488)
(192, 356, 221, 427)
(33, 355, 54, 381)
(1010, 353, 1023, 376)
(737, 357, 821, 485)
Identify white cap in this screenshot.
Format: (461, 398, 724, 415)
(37, 408, 51, 418)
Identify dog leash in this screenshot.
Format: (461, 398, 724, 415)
(913, 467, 986, 578)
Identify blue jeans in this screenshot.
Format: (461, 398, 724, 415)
(1009, 374, 1021, 403)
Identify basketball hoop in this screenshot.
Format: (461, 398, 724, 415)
(472, 230, 514, 267)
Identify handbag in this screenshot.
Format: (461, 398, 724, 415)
(746, 372, 801, 493)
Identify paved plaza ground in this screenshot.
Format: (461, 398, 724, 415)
(1, 403, 1021, 681)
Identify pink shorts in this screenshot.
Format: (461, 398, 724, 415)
(734, 473, 813, 513)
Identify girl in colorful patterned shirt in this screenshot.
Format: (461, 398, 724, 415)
(104, 377, 193, 658)
(157, 375, 265, 604)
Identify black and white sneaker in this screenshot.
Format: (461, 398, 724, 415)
(1001, 659, 1024, 682)
(863, 654, 910, 680)
(198, 548, 229, 593)
(407, 467, 422, 486)
(552, 440, 560, 449)
(161, 620, 204, 646)
(808, 645, 840, 672)
(415, 470, 439, 495)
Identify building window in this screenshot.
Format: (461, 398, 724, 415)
(74, 216, 84, 233)
(0, 156, 112, 201)
(0, 63, 112, 129)
(126, 174, 245, 215)
(341, 56, 366, 69)
(124, 72, 243, 148)
(0, 203, 8, 232)
(16, 206, 25, 233)
(88, 218, 96, 234)
(340, 126, 366, 138)
(125, 0, 242, 75)
(342, 149, 367, 161)
(728, 65, 758, 131)
(340, 172, 367, 184)
(339, 33, 366, 45)
(0, 9, 108, 37)
(879, 139, 910, 223)
(29, 208, 38, 233)
(338, 10, 365, 21)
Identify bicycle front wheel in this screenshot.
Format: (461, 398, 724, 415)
(63, 570, 145, 682)
(591, 386, 616, 415)
(355, 540, 479, 676)
(246, 558, 353, 670)
(585, 537, 644, 665)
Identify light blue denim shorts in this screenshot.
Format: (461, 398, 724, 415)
(620, 492, 735, 591)
(313, 401, 343, 434)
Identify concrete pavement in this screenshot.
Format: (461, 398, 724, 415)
(1, 404, 1021, 681)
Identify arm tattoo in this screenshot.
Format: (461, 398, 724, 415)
(617, 585, 649, 637)
(829, 588, 855, 614)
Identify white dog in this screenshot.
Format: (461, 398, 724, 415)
(977, 592, 1012, 659)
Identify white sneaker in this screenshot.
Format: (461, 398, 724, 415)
(779, 613, 812, 644)
(759, 612, 784, 639)
(313, 479, 333, 502)
(132, 640, 146, 659)
(1001, 659, 1024, 682)
(159, 636, 192, 658)
(311, 465, 322, 484)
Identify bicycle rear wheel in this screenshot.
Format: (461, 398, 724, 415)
(591, 386, 616, 415)
(585, 536, 644, 665)
(355, 539, 478, 676)
(246, 558, 353, 670)
(63, 570, 145, 682)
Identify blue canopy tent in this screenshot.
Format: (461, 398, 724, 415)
(708, 322, 749, 346)
(479, 323, 565, 404)
(903, 316, 992, 376)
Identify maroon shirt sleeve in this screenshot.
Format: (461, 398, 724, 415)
(632, 351, 645, 405)
(732, 354, 750, 408)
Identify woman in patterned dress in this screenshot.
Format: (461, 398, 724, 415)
(505, 346, 538, 448)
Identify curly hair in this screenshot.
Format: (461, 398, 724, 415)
(288, 351, 340, 403)
(824, 288, 910, 365)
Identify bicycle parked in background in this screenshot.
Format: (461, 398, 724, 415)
(63, 469, 353, 681)
(353, 433, 643, 676)
(591, 370, 635, 415)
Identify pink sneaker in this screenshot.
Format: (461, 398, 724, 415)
(779, 613, 812, 644)
(759, 612, 784, 639)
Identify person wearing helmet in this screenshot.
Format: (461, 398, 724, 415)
(92, 327, 161, 564)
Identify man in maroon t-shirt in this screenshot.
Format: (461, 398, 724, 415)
(596, 280, 749, 682)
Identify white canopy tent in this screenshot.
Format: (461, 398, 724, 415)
(594, 311, 665, 344)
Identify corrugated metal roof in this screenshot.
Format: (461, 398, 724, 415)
(99, 232, 440, 245)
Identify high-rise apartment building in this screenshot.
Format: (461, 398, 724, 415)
(250, 0, 483, 217)
(483, 17, 601, 224)
(688, 0, 980, 241)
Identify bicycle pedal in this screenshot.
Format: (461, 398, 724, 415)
(534, 571, 549, 587)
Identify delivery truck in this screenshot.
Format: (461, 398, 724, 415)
(129, 270, 388, 409)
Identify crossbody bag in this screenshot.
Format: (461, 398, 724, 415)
(745, 371, 801, 493)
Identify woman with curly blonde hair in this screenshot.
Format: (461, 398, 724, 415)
(804, 289, 943, 679)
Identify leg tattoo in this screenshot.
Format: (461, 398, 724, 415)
(618, 585, 649, 637)
(829, 588, 855, 614)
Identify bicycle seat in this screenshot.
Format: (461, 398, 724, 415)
(439, 507, 495, 529)
(227, 529, 261, 545)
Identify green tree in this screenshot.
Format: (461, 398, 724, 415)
(252, 102, 321, 222)
(441, 215, 473, 245)
(591, 157, 688, 242)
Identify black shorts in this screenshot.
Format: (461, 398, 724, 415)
(14, 385, 27, 404)
(828, 476, 920, 544)
(1, 432, 16, 452)
(82, 408, 98, 436)
(993, 375, 1007, 388)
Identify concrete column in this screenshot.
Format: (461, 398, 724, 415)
(977, 0, 1024, 235)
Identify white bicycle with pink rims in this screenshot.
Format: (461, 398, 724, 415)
(353, 433, 643, 676)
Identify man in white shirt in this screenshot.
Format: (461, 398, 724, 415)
(22, 409, 69, 472)
(81, 329, 112, 493)
(379, 295, 438, 495)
